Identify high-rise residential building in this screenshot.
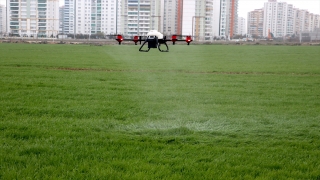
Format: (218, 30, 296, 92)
(162, 0, 178, 35)
(59, 6, 64, 33)
(6, 0, 59, 37)
(308, 14, 320, 32)
(0, 4, 6, 36)
(314, 14, 320, 30)
(247, 9, 263, 38)
(263, 0, 294, 37)
(120, 0, 161, 36)
(228, 0, 238, 38)
(204, 0, 214, 40)
(59, 0, 239, 41)
(62, 0, 74, 34)
(176, 0, 215, 41)
(293, 8, 300, 34)
(237, 16, 246, 35)
(293, 9, 310, 34)
(175, 0, 235, 40)
(181, 0, 206, 40)
(63, 0, 119, 36)
(213, 0, 238, 38)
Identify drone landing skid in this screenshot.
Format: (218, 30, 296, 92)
(158, 43, 169, 52)
(139, 36, 169, 52)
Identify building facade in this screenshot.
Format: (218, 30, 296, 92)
(237, 16, 245, 35)
(119, 0, 161, 36)
(58, 0, 239, 41)
(162, 0, 177, 35)
(308, 13, 320, 32)
(0, 4, 6, 36)
(62, 0, 119, 36)
(62, 0, 74, 34)
(247, 9, 263, 38)
(7, 0, 59, 37)
(263, 0, 294, 37)
(215, 0, 238, 38)
(263, 0, 294, 38)
(59, 5, 64, 33)
(176, 0, 236, 40)
(293, 9, 310, 35)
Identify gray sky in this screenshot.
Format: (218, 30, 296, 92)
(1, 0, 319, 19)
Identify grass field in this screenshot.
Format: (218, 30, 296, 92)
(0, 43, 320, 179)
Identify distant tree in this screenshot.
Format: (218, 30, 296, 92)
(232, 34, 242, 39)
(95, 32, 105, 39)
(252, 34, 260, 39)
(75, 34, 85, 39)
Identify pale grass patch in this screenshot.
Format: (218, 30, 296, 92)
(120, 118, 237, 132)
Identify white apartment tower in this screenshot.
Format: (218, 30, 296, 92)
(237, 16, 245, 35)
(0, 5, 6, 36)
(120, 0, 161, 36)
(63, 0, 119, 36)
(59, 5, 64, 33)
(312, 14, 320, 30)
(7, 0, 59, 37)
(62, 0, 74, 34)
(308, 14, 319, 32)
(162, 0, 177, 35)
(77, 0, 119, 35)
(263, 0, 294, 37)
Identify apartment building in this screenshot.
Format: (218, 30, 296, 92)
(313, 14, 320, 30)
(7, 0, 59, 37)
(247, 9, 263, 37)
(293, 9, 310, 34)
(204, 0, 214, 40)
(162, 0, 177, 35)
(161, 0, 237, 40)
(59, 5, 64, 33)
(307, 13, 320, 32)
(215, 0, 238, 38)
(0, 4, 6, 35)
(263, 0, 294, 37)
(119, 0, 161, 36)
(63, 0, 119, 36)
(237, 16, 245, 35)
(180, 0, 203, 39)
(62, 0, 74, 34)
(119, 0, 220, 40)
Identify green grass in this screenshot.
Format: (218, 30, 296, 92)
(0, 43, 320, 179)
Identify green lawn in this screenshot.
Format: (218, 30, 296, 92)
(0, 43, 319, 179)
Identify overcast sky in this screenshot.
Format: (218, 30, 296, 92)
(1, 0, 319, 19)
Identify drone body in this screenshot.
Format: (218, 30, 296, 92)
(116, 30, 192, 52)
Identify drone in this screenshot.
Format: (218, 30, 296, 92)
(115, 30, 192, 52)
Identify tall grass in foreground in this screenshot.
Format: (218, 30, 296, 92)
(0, 44, 319, 179)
